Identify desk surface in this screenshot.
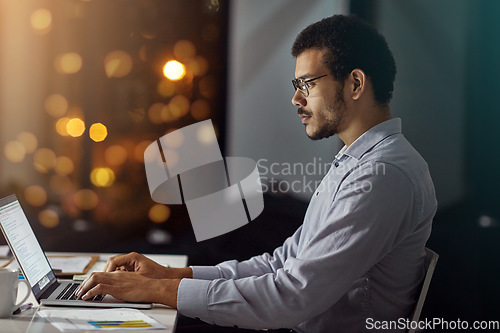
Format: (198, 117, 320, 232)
(0, 252, 188, 333)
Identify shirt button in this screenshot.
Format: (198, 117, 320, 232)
(233, 325, 239, 328)
(334, 162, 339, 167)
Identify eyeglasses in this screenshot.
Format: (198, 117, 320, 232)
(291, 74, 328, 97)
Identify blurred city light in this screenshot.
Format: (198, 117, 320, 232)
(39, 209, 59, 228)
(4, 141, 26, 163)
(160, 105, 173, 122)
(104, 50, 133, 78)
(24, 185, 47, 207)
(191, 99, 211, 120)
(89, 123, 108, 142)
(30, 8, 52, 34)
(55, 156, 74, 176)
(90, 167, 115, 187)
(54, 52, 83, 74)
(74, 189, 99, 210)
(187, 56, 209, 76)
(45, 94, 68, 118)
(148, 103, 167, 124)
(148, 204, 171, 223)
(104, 145, 128, 166)
(134, 140, 152, 162)
(33, 148, 57, 173)
(163, 60, 186, 80)
(169, 95, 190, 118)
(66, 118, 86, 137)
(56, 117, 71, 136)
(17, 132, 38, 154)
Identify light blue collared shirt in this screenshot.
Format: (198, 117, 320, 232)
(177, 118, 437, 333)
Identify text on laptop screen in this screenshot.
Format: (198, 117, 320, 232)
(0, 197, 52, 290)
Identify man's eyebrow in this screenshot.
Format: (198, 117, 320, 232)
(295, 73, 313, 80)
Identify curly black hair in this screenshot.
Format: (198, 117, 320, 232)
(291, 15, 396, 105)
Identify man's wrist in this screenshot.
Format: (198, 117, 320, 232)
(166, 267, 193, 279)
(158, 278, 181, 308)
(180, 267, 193, 279)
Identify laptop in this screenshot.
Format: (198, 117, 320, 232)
(0, 194, 152, 309)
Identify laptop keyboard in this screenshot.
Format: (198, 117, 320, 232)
(56, 283, 104, 301)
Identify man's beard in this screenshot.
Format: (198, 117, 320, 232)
(299, 91, 346, 141)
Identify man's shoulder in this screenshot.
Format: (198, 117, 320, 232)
(357, 134, 437, 216)
(361, 133, 429, 177)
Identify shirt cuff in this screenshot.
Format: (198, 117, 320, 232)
(177, 278, 212, 323)
(190, 266, 221, 280)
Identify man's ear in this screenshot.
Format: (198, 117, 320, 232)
(349, 69, 366, 101)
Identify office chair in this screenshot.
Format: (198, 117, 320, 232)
(407, 247, 439, 333)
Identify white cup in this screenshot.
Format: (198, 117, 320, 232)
(0, 268, 31, 317)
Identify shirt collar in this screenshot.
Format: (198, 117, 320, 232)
(336, 118, 402, 161)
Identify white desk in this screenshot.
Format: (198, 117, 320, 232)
(0, 252, 188, 333)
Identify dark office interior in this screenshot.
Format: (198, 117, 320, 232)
(0, 0, 499, 330)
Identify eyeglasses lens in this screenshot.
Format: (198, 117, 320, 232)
(292, 79, 308, 97)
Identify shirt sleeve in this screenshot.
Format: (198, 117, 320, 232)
(189, 225, 302, 280)
(178, 162, 417, 330)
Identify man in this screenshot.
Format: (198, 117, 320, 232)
(77, 15, 437, 333)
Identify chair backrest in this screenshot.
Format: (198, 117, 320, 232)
(407, 247, 439, 333)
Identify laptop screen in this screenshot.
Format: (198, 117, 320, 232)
(0, 194, 56, 296)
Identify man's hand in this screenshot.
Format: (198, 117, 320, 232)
(75, 271, 181, 308)
(104, 252, 193, 279)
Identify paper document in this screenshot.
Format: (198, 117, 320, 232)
(38, 308, 166, 331)
(48, 256, 93, 273)
(5, 256, 93, 274)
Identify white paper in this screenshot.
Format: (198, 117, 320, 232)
(37, 308, 166, 331)
(5, 256, 92, 274)
(48, 256, 92, 273)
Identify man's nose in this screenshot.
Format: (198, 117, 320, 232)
(291, 90, 306, 107)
